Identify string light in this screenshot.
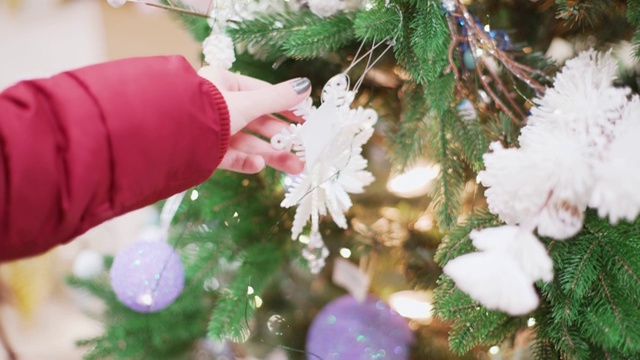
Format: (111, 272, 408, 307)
(386, 163, 440, 198)
(298, 234, 310, 245)
(388, 290, 433, 323)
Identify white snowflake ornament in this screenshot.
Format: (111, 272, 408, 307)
(275, 74, 377, 251)
(301, 232, 330, 274)
(202, 32, 236, 70)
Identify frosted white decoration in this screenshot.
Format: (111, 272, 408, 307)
(308, 0, 345, 17)
(202, 32, 236, 70)
(444, 225, 552, 315)
(444, 251, 540, 316)
(470, 226, 553, 283)
(479, 50, 640, 241)
(590, 97, 640, 223)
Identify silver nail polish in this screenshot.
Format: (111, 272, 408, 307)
(292, 78, 311, 94)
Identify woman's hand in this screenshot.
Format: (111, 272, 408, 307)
(198, 67, 311, 174)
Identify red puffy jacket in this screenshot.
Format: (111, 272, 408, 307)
(0, 56, 230, 261)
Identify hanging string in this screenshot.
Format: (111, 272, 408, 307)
(158, 191, 186, 241)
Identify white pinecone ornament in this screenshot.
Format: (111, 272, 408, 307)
(202, 33, 236, 70)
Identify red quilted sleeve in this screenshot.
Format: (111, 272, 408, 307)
(0, 56, 229, 261)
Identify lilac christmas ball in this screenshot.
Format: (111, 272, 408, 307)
(306, 295, 414, 360)
(110, 240, 184, 313)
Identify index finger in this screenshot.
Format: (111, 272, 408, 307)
(225, 71, 273, 91)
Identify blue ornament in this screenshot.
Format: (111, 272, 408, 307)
(463, 49, 476, 70)
(306, 295, 414, 360)
(458, 15, 483, 38)
(490, 29, 511, 51)
(110, 240, 185, 313)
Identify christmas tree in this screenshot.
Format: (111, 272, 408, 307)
(71, 0, 640, 358)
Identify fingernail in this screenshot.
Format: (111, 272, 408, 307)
(291, 78, 311, 94)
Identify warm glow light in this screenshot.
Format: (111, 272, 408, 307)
(190, 189, 199, 201)
(254, 296, 263, 308)
(527, 317, 536, 327)
(247, 286, 255, 295)
(299, 235, 310, 244)
(414, 214, 434, 232)
(387, 163, 440, 198)
(339, 248, 352, 258)
(388, 290, 433, 322)
(489, 346, 500, 355)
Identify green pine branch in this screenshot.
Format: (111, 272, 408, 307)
(451, 117, 490, 173)
(410, 1, 449, 83)
(353, 4, 402, 41)
(536, 211, 640, 358)
(433, 276, 524, 355)
(282, 13, 355, 59)
(628, 0, 640, 57)
(386, 83, 432, 171)
(531, 337, 560, 360)
(555, 0, 617, 27)
(207, 242, 284, 341)
(70, 270, 215, 360)
(430, 113, 465, 231)
(433, 210, 500, 265)
(425, 74, 465, 231)
(393, 6, 425, 84)
(228, 12, 355, 61)
(227, 12, 326, 60)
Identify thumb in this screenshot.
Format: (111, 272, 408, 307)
(227, 78, 311, 129)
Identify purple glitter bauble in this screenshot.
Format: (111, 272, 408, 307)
(306, 295, 414, 360)
(110, 240, 184, 313)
